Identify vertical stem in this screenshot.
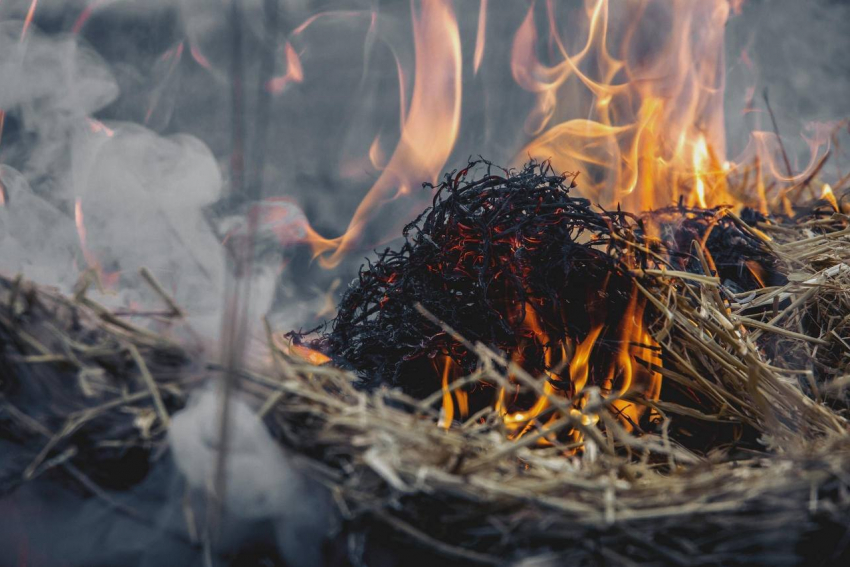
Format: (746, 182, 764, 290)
(247, 0, 280, 201)
(210, 0, 250, 539)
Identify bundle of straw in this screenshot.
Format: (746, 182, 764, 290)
(2, 210, 850, 564)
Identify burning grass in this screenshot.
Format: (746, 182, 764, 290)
(2, 163, 850, 564)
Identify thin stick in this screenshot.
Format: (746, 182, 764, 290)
(140, 267, 183, 317)
(763, 89, 795, 180)
(128, 344, 171, 428)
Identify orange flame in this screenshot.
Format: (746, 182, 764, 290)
(745, 260, 767, 288)
(267, 42, 305, 95)
(474, 284, 661, 445)
(438, 355, 470, 429)
(473, 0, 488, 75)
(438, 356, 455, 429)
(304, 0, 462, 268)
(21, 0, 38, 42)
(72, 0, 112, 35)
(513, 0, 797, 211)
(608, 288, 661, 430)
(368, 135, 387, 170)
(189, 43, 213, 70)
(289, 343, 331, 365)
(569, 323, 604, 394)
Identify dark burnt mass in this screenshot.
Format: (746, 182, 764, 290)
(309, 161, 780, 430)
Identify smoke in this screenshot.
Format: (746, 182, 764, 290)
(169, 386, 334, 566)
(0, 165, 78, 288)
(724, 0, 850, 165)
(0, 17, 281, 345)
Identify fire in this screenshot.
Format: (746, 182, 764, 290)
(607, 288, 661, 430)
(570, 324, 604, 395)
(473, 0, 488, 75)
(272, 0, 828, 280)
(289, 343, 331, 366)
(693, 135, 711, 208)
(72, 0, 113, 35)
(821, 183, 839, 211)
(302, 0, 462, 268)
(267, 42, 305, 95)
(368, 135, 386, 170)
(189, 44, 213, 70)
(511, 0, 825, 212)
(513, 0, 730, 210)
(20, 0, 38, 41)
(495, 305, 567, 440)
(438, 356, 454, 430)
(445, 288, 661, 446)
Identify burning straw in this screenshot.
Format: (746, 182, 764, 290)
(286, 161, 850, 563)
(2, 162, 850, 564)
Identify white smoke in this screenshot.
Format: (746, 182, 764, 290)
(0, 165, 78, 288)
(0, 19, 286, 346)
(724, 0, 850, 164)
(169, 386, 334, 567)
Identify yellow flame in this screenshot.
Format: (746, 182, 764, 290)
(693, 135, 710, 208)
(821, 183, 838, 211)
(513, 0, 771, 211)
(569, 324, 603, 394)
(608, 288, 661, 430)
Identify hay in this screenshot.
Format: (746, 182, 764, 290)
(2, 178, 850, 564)
(265, 206, 850, 564)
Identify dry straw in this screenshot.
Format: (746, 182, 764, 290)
(2, 210, 850, 564)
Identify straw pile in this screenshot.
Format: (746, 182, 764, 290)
(2, 173, 850, 565)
